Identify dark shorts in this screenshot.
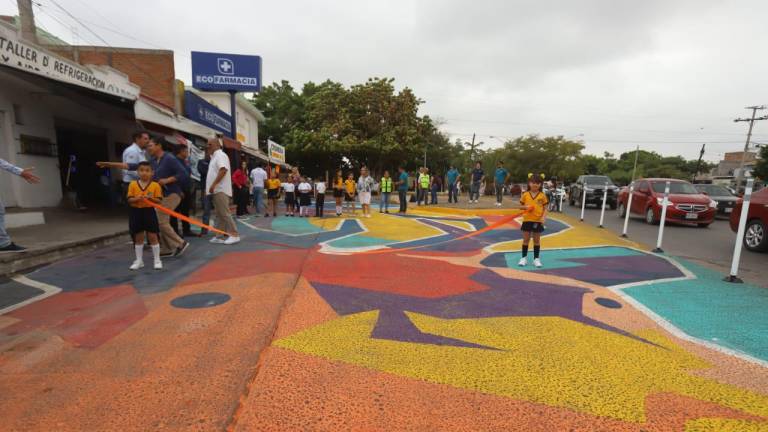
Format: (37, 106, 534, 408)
(284, 192, 296, 205)
(129, 207, 159, 235)
(345, 193, 355, 202)
(333, 188, 344, 198)
(521, 221, 545, 233)
(267, 188, 279, 199)
(299, 192, 311, 207)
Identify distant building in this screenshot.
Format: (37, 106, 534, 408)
(711, 151, 757, 178)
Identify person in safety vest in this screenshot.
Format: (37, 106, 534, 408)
(379, 170, 394, 213)
(418, 167, 431, 206)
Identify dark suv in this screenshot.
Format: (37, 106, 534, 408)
(569, 175, 619, 209)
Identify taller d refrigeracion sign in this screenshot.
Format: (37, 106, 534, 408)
(191, 51, 262, 92)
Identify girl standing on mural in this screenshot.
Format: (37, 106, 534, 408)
(333, 170, 344, 217)
(519, 173, 548, 268)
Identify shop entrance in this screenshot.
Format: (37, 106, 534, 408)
(55, 122, 111, 209)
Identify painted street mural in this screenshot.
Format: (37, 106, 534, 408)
(1, 207, 767, 431)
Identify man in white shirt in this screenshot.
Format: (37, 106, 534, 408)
(249, 162, 268, 216)
(121, 131, 150, 200)
(314, 179, 326, 217)
(205, 138, 240, 245)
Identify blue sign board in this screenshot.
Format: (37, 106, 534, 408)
(191, 51, 262, 92)
(184, 90, 233, 136)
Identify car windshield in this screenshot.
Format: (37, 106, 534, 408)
(695, 184, 734, 196)
(583, 176, 613, 185)
(651, 181, 698, 194)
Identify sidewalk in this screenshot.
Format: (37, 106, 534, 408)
(1, 207, 129, 276)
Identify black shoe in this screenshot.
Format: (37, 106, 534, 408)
(173, 241, 190, 257)
(265, 214, 270, 218)
(160, 251, 174, 258)
(0, 242, 26, 253)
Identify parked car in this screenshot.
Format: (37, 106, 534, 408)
(569, 175, 619, 209)
(617, 178, 716, 227)
(693, 184, 739, 219)
(729, 186, 768, 252)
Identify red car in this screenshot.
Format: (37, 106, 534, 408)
(617, 178, 717, 227)
(729, 186, 768, 252)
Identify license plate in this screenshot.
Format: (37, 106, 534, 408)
(685, 213, 698, 220)
(725, 208, 733, 213)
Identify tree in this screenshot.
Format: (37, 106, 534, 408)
(753, 145, 768, 181)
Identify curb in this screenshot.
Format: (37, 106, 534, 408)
(0, 230, 130, 277)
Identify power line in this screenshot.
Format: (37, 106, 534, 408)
(733, 105, 768, 188)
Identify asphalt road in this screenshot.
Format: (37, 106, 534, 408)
(559, 201, 768, 288)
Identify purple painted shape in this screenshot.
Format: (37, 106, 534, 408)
(535, 255, 683, 287)
(311, 268, 657, 349)
(370, 309, 498, 350)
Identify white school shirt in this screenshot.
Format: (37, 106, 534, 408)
(314, 182, 327, 194)
(206, 149, 233, 197)
(298, 182, 312, 193)
(250, 167, 267, 188)
(282, 182, 296, 193)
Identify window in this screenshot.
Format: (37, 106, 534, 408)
(12, 104, 23, 125)
(20, 135, 57, 157)
(651, 181, 698, 194)
(637, 181, 649, 193)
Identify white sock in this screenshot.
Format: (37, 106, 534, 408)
(151, 244, 161, 262)
(134, 244, 144, 262)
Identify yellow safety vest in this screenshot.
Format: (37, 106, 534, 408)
(380, 177, 393, 193)
(419, 174, 430, 188)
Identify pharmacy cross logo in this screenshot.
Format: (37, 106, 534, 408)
(217, 58, 234, 75)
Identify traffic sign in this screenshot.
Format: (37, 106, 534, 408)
(191, 51, 262, 92)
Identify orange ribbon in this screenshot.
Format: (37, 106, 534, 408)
(142, 198, 231, 237)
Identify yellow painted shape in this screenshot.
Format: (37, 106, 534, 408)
(275, 311, 768, 423)
(489, 213, 646, 252)
(685, 419, 768, 431)
(431, 220, 475, 231)
(309, 212, 443, 241)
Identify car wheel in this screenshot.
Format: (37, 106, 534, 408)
(744, 219, 767, 252)
(645, 207, 657, 225)
(617, 202, 626, 218)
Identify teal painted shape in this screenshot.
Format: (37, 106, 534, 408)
(504, 246, 643, 271)
(270, 217, 324, 235)
(622, 259, 768, 362)
(329, 235, 393, 248)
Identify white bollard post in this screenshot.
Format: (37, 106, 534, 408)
(598, 181, 608, 228)
(724, 178, 755, 283)
(559, 189, 564, 213)
(580, 187, 587, 221)
(653, 181, 670, 253)
(621, 184, 634, 238)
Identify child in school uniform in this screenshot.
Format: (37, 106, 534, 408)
(314, 178, 327, 217)
(518, 173, 549, 268)
(283, 175, 296, 216)
(297, 176, 313, 217)
(265, 170, 281, 217)
(332, 170, 344, 216)
(344, 173, 357, 216)
(125, 161, 163, 270)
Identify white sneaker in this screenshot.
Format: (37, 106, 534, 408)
(129, 260, 144, 270)
(533, 258, 543, 268)
(366, 214, 371, 218)
(223, 236, 241, 245)
(210, 237, 226, 244)
(153, 260, 163, 270)
(518, 257, 527, 267)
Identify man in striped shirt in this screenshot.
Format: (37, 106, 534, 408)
(0, 158, 41, 252)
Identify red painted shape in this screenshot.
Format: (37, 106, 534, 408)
(5, 285, 147, 349)
(181, 249, 486, 299)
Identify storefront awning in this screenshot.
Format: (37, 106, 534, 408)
(135, 97, 218, 139)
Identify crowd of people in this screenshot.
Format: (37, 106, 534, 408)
(62, 129, 548, 270)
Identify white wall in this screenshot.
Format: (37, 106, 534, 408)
(0, 70, 139, 208)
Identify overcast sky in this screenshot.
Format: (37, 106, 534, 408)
(3, 0, 767, 161)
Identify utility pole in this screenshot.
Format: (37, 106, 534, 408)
(734, 105, 767, 191)
(693, 143, 705, 182)
(630, 145, 640, 182)
(466, 133, 484, 163)
(16, 0, 38, 44)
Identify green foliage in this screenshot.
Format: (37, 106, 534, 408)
(251, 78, 451, 178)
(753, 145, 768, 180)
